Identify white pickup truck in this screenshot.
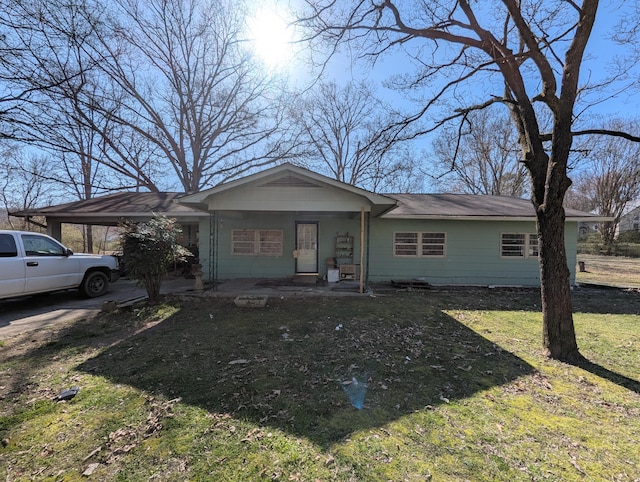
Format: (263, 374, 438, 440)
(0, 230, 120, 300)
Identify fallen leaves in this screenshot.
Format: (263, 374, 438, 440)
(81, 395, 181, 473)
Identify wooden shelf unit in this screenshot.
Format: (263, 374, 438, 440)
(335, 233, 355, 280)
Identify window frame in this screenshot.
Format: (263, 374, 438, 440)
(500, 232, 539, 259)
(393, 231, 446, 258)
(231, 229, 283, 257)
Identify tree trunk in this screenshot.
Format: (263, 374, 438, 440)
(144, 273, 162, 305)
(537, 201, 582, 362)
(86, 225, 94, 254)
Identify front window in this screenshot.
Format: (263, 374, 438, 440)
(232, 229, 283, 256)
(394, 232, 446, 257)
(394, 232, 418, 256)
(422, 233, 446, 256)
(0, 234, 18, 257)
(501, 233, 538, 258)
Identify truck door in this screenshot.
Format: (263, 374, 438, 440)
(0, 233, 26, 297)
(21, 234, 80, 294)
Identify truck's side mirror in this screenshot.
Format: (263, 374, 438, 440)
(65, 248, 74, 256)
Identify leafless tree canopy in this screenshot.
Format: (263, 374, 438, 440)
(291, 81, 422, 192)
(432, 108, 528, 196)
(1, 0, 297, 195)
(569, 119, 640, 251)
(85, 0, 291, 192)
(0, 147, 57, 229)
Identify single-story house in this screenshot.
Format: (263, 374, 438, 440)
(11, 163, 609, 288)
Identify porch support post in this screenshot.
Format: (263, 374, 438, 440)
(47, 219, 62, 242)
(359, 207, 365, 293)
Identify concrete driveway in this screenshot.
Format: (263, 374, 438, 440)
(0, 276, 367, 339)
(0, 277, 195, 339)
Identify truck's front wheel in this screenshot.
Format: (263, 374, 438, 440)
(80, 271, 109, 298)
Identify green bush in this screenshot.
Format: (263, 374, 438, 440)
(577, 232, 604, 255)
(120, 215, 191, 304)
(614, 243, 640, 257)
(616, 230, 640, 243)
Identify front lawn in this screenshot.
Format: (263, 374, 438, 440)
(1, 288, 639, 481)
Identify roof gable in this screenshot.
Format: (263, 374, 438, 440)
(179, 163, 397, 215)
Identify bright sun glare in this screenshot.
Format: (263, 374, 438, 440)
(248, 8, 293, 68)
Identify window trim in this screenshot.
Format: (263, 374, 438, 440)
(231, 229, 283, 257)
(500, 232, 539, 259)
(393, 231, 446, 258)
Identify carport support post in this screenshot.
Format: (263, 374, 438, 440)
(47, 220, 62, 242)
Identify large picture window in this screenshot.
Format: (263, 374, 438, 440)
(394, 232, 446, 257)
(501, 233, 538, 258)
(232, 229, 283, 256)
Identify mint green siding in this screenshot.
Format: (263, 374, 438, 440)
(197, 214, 579, 287)
(368, 219, 578, 287)
(198, 211, 362, 280)
(565, 222, 578, 285)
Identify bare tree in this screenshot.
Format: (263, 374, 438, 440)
(433, 108, 528, 196)
(0, 0, 90, 141)
(4, 0, 297, 193)
(0, 147, 57, 229)
(570, 119, 640, 252)
(77, 0, 295, 192)
(291, 81, 421, 192)
(299, 0, 640, 361)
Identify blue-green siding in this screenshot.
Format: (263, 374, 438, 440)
(198, 213, 578, 287)
(199, 211, 362, 280)
(368, 219, 577, 286)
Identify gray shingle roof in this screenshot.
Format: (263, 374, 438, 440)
(383, 193, 608, 220)
(10, 192, 205, 218)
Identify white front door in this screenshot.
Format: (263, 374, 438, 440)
(296, 223, 318, 273)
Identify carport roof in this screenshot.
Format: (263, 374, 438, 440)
(10, 192, 208, 225)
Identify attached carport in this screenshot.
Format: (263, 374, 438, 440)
(9, 192, 209, 249)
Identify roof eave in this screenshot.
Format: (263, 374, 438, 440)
(9, 211, 210, 219)
(382, 215, 537, 221)
(566, 216, 613, 222)
(383, 215, 613, 222)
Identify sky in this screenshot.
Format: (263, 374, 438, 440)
(245, 0, 640, 194)
(255, 1, 640, 118)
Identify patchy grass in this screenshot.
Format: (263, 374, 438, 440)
(576, 254, 640, 288)
(1, 288, 639, 481)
